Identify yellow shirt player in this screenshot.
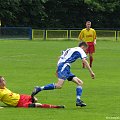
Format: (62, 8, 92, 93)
(78, 21, 96, 68)
(0, 76, 64, 108)
(0, 87, 20, 106)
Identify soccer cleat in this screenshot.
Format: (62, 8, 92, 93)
(76, 100, 87, 107)
(57, 105, 65, 108)
(31, 86, 41, 97)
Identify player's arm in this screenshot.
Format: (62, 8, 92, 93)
(94, 39, 96, 45)
(78, 30, 84, 41)
(82, 58, 95, 79)
(93, 30, 97, 45)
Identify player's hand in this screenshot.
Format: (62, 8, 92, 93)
(94, 41, 96, 45)
(91, 72, 95, 79)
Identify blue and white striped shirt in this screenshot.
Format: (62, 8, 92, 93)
(57, 47, 87, 66)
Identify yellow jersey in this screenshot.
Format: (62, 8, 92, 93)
(0, 87, 20, 106)
(78, 28, 96, 42)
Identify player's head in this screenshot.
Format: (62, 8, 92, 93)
(78, 42, 88, 51)
(0, 76, 6, 88)
(86, 21, 91, 29)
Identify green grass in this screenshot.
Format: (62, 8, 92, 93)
(0, 40, 120, 120)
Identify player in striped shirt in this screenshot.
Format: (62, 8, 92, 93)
(0, 76, 64, 108)
(78, 21, 96, 68)
(31, 42, 95, 107)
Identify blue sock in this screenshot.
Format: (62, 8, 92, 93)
(42, 83, 55, 90)
(76, 86, 82, 102)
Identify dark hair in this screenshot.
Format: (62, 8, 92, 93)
(86, 21, 91, 23)
(78, 42, 88, 47)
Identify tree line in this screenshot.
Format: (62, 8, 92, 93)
(0, 0, 120, 28)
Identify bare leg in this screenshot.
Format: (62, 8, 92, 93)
(72, 77, 86, 107)
(89, 53, 93, 67)
(35, 103, 65, 108)
(55, 79, 65, 89)
(31, 79, 64, 96)
(72, 77, 83, 86)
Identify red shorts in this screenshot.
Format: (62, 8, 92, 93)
(17, 94, 33, 108)
(86, 42, 95, 54)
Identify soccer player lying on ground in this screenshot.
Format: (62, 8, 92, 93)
(0, 76, 64, 108)
(31, 42, 95, 107)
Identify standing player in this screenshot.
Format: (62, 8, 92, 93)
(31, 42, 95, 107)
(0, 76, 64, 108)
(78, 21, 96, 68)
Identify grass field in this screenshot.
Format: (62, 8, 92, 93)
(0, 40, 120, 120)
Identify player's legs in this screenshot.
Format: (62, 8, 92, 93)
(33, 103, 65, 108)
(31, 83, 56, 97)
(55, 79, 64, 89)
(89, 53, 93, 67)
(83, 43, 95, 68)
(32, 97, 38, 103)
(89, 44, 95, 67)
(17, 95, 61, 108)
(72, 77, 86, 107)
(72, 77, 83, 86)
(17, 94, 33, 108)
(72, 77, 83, 101)
(31, 79, 65, 96)
(31, 64, 68, 97)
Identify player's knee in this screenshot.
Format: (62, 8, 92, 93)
(32, 97, 38, 103)
(77, 80, 83, 86)
(34, 97, 38, 103)
(77, 83, 83, 86)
